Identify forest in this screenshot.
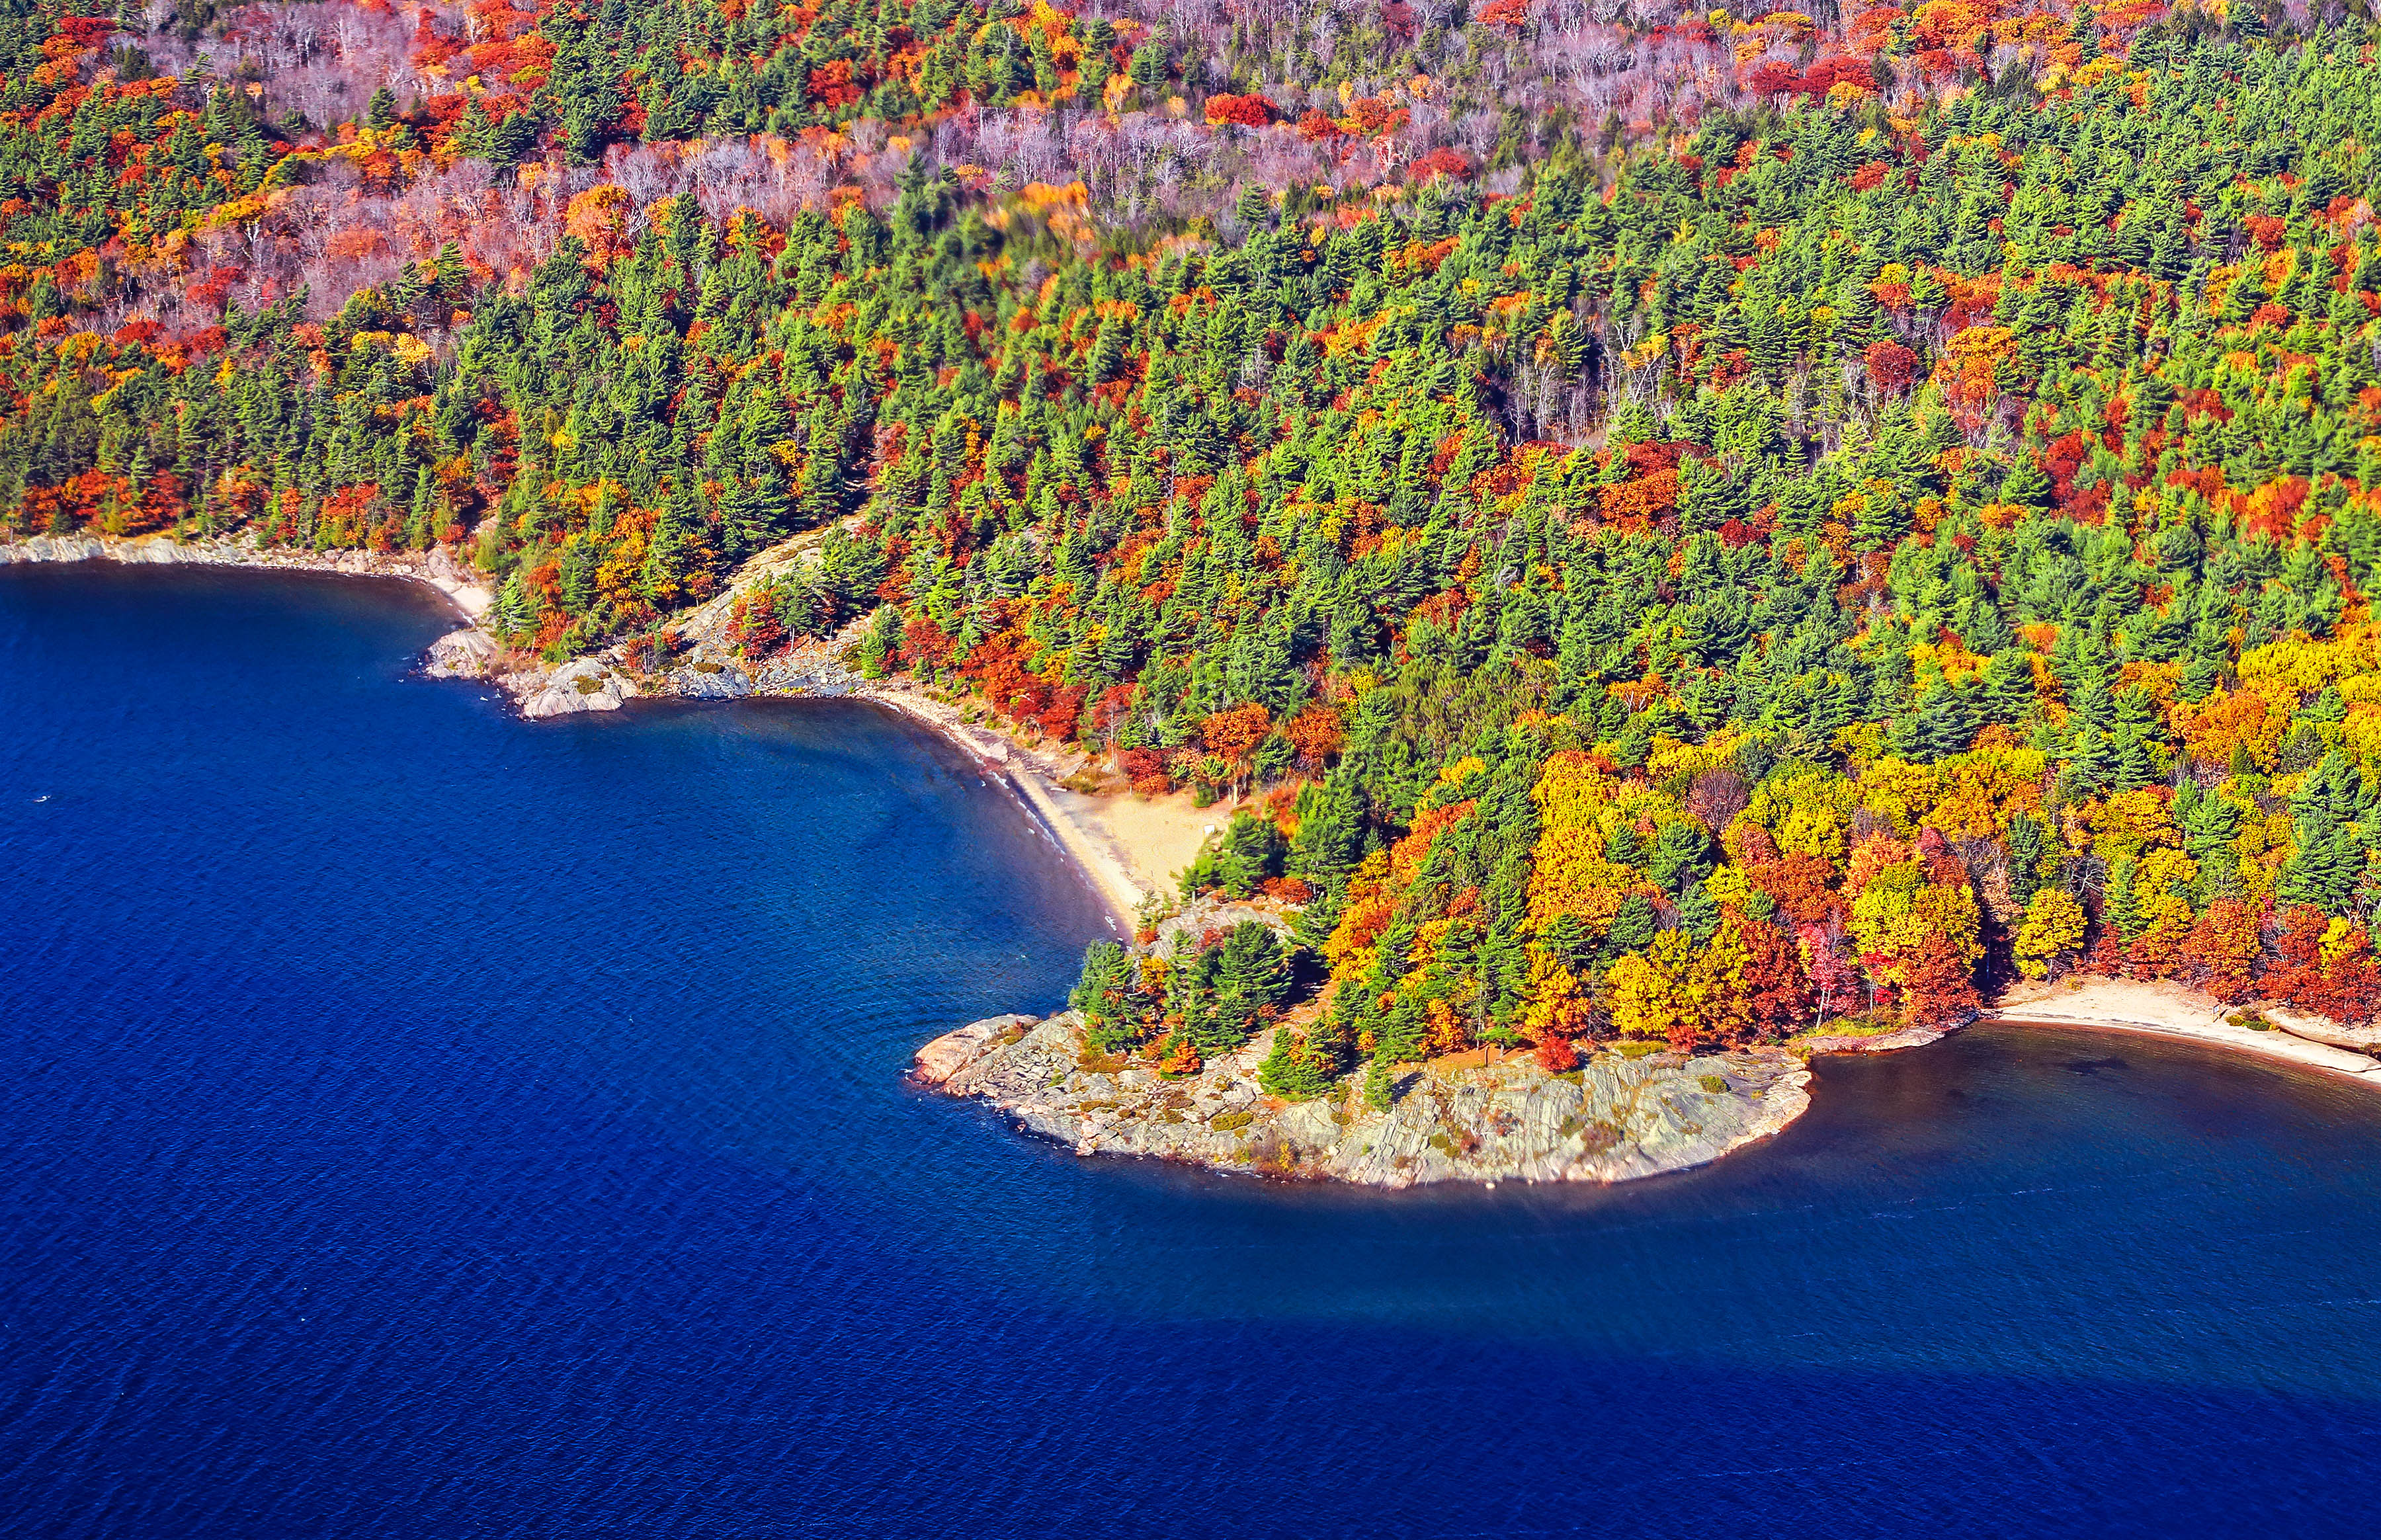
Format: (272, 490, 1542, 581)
(8, 0, 2381, 1097)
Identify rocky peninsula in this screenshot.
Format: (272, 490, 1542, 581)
(913, 1010, 1814, 1188)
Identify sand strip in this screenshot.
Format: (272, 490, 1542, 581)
(855, 687, 1146, 936)
(1984, 978, 2381, 1086)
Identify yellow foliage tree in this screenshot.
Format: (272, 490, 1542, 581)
(1850, 861, 1982, 985)
(2013, 887, 2088, 977)
(1739, 768, 1860, 868)
(2237, 626, 2381, 699)
(1516, 944, 1593, 1041)
(1526, 750, 1635, 932)
(1603, 925, 1753, 1047)
(2129, 848, 2199, 957)
(1605, 930, 1702, 1043)
(1859, 748, 2047, 841)
(1850, 861, 1933, 958)
(2069, 788, 2180, 865)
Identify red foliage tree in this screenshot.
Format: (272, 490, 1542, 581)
(1036, 684, 1089, 743)
(1202, 93, 1275, 128)
(1800, 56, 1880, 99)
(1282, 703, 1345, 769)
(1408, 147, 1472, 184)
(900, 614, 956, 669)
(2179, 898, 2260, 1003)
(1799, 922, 1865, 1022)
(1736, 917, 1816, 1040)
(1119, 747, 1171, 796)
(2320, 928, 2381, 1023)
(1202, 704, 1273, 768)
(1295, 108, 1344, 142)
(2084, 922, 2128, 977)
(1533, 1032, 1579, 1073)
(728, 591, 787, 656)
(1864, 339, 1919, 393)
(1747, 852, 1839, 927)
(2267, 905, 2330, 1009)
(1901, 927, 1980, 1028)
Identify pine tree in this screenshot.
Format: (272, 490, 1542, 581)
(1257, 1028, 1339, 1100)
(1983, 649, 2038, 723)
(1999, 454, 2053, 512)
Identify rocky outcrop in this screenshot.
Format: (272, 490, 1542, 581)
(1149, 900, 1296, 954)
(425, 626, 499, 679)
(520, 656, 640, 717)
(0, 534, 108, 564)
(1793, 1021, 1953, 1055)
(917, 1010, 1813, 1188)
(913, 1015, 1041, 1087)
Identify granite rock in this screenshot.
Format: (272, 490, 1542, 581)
(921, 1011, 1812, 1188)
(521, 657, 640, 717)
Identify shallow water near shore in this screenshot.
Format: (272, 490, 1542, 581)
(7, 563, 2381, 1537)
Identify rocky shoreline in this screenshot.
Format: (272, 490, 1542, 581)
(0, 532, 962, 725)
(0, 532, 675, 719)
(913, 1010, 1817, 1188)
(910, 983, 2380, 1189)
(1, 529, 493, 614)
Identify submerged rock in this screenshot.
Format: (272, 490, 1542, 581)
(917, 1011, 1812, 1188)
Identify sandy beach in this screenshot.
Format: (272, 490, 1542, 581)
(1986, 976, 2381, 1087)
(850, 682, 1229, 936)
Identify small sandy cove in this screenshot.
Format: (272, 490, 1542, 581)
(857, 684, 1238, 934)
(1987, 977, 2381, 1087)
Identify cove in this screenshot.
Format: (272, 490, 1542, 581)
(6, 563, 2381, 1538)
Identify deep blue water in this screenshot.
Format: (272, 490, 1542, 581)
(6, 566, 2381, 1537)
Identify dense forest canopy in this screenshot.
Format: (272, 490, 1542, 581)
(11, 0, 2381, 1094)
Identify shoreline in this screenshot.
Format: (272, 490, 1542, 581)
(23, 538, 2381, 1178)
(0, 531, 493, 626)
(1, 532, 1159, 935)
(852, 684, 1146, 936)
(1980, 976, 2381, 1088)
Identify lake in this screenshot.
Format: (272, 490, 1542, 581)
(5, 563, 2380, 1537)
